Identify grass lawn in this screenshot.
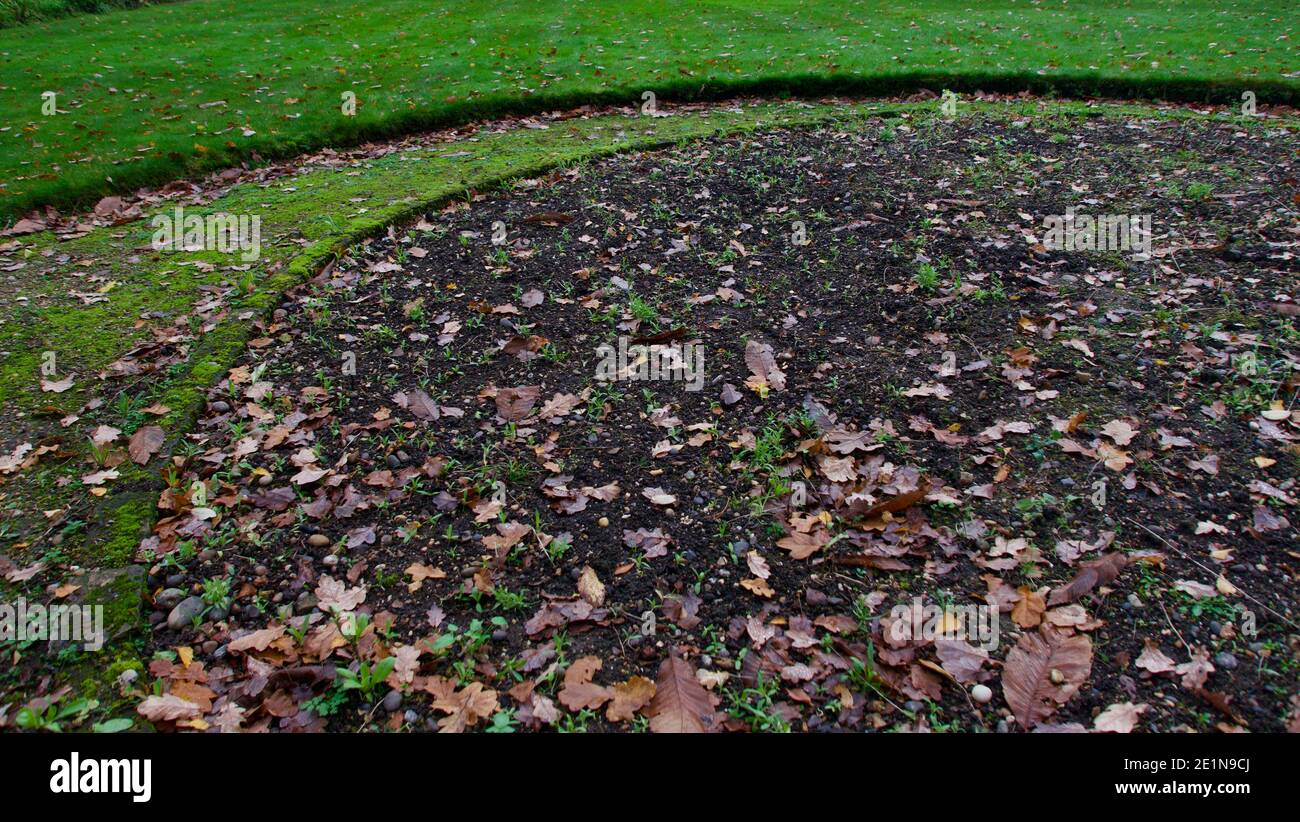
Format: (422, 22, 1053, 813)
(2, 0, 1297, 222)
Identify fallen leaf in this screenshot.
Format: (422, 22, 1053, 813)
(577, 565, 606, 607)
(137, 694, 201, 722)
(127, 426, 165, 465)
(495, 386, 541, 421)
(743, 339, 786, 393)
(558, 656, 613, 711)
(1100, 419, 1138, 446)
(1093, 701, 1147, 733)
(606, 676, 656, 722)
(647, 655, 715, 733)
(1001, 627, 1092, 728)
(1136, 640, 1176, 674)
(1048, 552, 1128, 606)
(405, 562, 445, 593)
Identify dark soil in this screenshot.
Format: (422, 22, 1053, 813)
(131, 108, 1300, 732)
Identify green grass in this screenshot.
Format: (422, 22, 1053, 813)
(0, 0, 171, 28)
(2, 0, 1296, 222)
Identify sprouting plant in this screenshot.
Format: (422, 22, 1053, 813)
(557, 708, 599, 733)
(485, 710, 518, 733)
(846, 644, 887, 697)
(301, 687, 349, 718)
(201, 576, 232, 609)
(544, 535, 571, 563)
(339, 611, 372, 643)
(335, 656, 396, 701)
(724, 673, 790, 733)
(16, 697, 98, 732)
(493, 587, 528, 612)
(914, 262, 939, 292)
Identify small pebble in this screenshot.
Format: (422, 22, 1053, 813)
(1213, 652, 1238, 670)
(382, 690, 402, 713)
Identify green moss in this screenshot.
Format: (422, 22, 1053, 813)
(94, 493, 155, 567)
(74, 649, 146, 718)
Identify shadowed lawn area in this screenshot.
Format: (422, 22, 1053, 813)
(2, 0, 1296, 220)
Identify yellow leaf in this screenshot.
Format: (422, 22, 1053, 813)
(740, 577, 775, 598)
(1216, 575, 1240, 597)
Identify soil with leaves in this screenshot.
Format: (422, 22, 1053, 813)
(113, 110, 1299, 732)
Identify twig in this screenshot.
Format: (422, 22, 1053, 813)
(1127, 518, 1298, 632)
(1158, 599, 1192, 656)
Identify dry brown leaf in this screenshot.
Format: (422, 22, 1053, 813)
(606, 676, 656, 722)
(1093, 701, 1147, 733)
(1048, 552, 1128, 606)
(776, 528, 828, 560)
(853, 481, 930, 520)
(934, 639, 989, 684)
(647, 655, 715, 733)
(315, 576, 366, 613)
(431, 682, 499, 733)
(1001, 626, 1093, 729)
(743, 339, 786, 392)
(577, 565, 606, 607)
(495, 385, 541, 421)
(740, 577, 775, 598)
(137, 694, 201, 722)
(1011, 586, 1046, 628)
(227, 625, 286, 653)
(128, 425, 165, 465)
(405, 562, 446, 593)
(558, 655, 613, 711)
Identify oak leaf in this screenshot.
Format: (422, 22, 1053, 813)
(606, 676, 656, 722)
(558, 656, 613, 711)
